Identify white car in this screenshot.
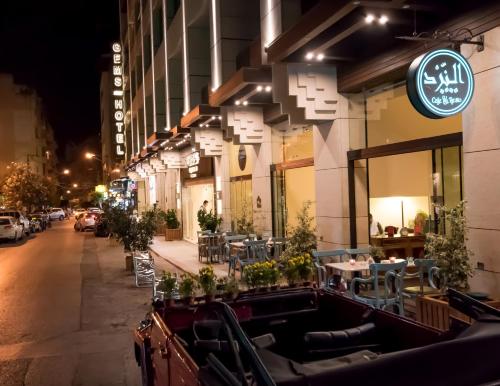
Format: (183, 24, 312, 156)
(73, 208, 86, 220)
(0, 216, 23, 241)
(49, 208, 66, 221)
(0, 210, 31, 236)
(75, 212, 98, 231)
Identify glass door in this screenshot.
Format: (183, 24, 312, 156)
(271, 168, 286, 237)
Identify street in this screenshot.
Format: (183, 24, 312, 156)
(0, 220, 160, 386)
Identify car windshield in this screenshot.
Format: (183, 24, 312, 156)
(0, 219, 11, 225)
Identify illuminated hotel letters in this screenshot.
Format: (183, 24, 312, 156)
(112, 42, 125, 157)
(407, 49, 474, 119)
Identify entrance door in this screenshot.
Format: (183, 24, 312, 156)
(182, 183, 214, 243)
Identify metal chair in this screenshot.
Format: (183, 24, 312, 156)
(236, 240, 268, 280)
(403, 258, 441, 298)
(224, 234, 247, 267)
(197, 230, 212, 263)
(350, 261, 408, 315)
(207, 232, 225, 263)
(133, 252, 155, 287)
(312, 249, 347, 288)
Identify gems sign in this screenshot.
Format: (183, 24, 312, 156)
(407, 49, 474, 119)
(112, 42, 125, 157)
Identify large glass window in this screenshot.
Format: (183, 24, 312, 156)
(229, 144, 253, 232)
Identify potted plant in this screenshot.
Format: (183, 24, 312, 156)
(369, 245, 385, 263)
(425, 201, 473, 291)
(234, 201, 254, 236)
(243, 263, 260, 291)
(131, 212, 156, 258)
(157, 271, 177, 307)
(178, 274, 196, 305)
(217, 277, 240, 300)
(105, 205, 137, 272)
(281, 201, 317, 259)
(198, 266, 217, 302)
(165, 209, 182, 241)
(283, 258, 300, 287)
(204, 210, 222, 233)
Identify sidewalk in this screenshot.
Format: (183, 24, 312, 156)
(149, 236, 229, 278)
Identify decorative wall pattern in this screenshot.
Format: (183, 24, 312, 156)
(193, 128, 223, 157)
(159, 150, 186, 169)
(224, 106, 265, 144)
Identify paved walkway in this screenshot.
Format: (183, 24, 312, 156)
(149, 236, 229, 278)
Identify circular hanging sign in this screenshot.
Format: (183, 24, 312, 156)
(406, 48, 474, 119)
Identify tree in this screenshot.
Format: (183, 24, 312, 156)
(282, 201, 317, 259)
(1, 163, 54, 212)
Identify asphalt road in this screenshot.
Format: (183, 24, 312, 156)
(0, 220, 164, 386)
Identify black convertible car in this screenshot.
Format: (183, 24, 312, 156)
(134, 288, 500, 386)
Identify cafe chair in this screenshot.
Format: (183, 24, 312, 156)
(312, 249, 347, 288)
(346, 248, 371, 262)
(207, 232, 224, 263)
(402, 258, 441, 299)
(350, 261, 408, 315)
(197, 230, 212, 263)
(224, 234, 247, 270)
(236, 240, 268, 280)
(269, 237, 287, 260)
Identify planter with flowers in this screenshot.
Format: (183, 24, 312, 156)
(178, 274, 197, 305)
(165, 209, 182, 241)
(217, 276, 240, 301)
(198, 266, 217, 302)
(157, 271, 177, 307)
(244, 260, 280, 291)
(283, 254, 314, 287)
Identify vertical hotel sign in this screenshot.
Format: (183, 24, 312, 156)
(112, 42, 125, 158)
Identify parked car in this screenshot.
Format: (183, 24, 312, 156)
(87, 207, 103, 214)
(134, 288, 500, 386)
(0, 216, 23, 241)
(75, 212, 98, 232)
(0, 210, 31, 236)
(49, 208, 65, 221)
(28, 214, 44, 232)
(73, 208, 86, 220)
(34, 210, 51, 228)
(94, 215, 109, 237)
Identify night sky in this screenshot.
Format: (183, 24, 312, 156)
(0, 0, 119, 160)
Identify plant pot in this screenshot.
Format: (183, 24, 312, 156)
(125, 253, 134, 273)
(182, 296, 194, 306)
(223, 292, 238, 301)
(165, 228, 182, 241)
(155, 224, 167, 236)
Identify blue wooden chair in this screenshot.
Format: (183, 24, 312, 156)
(346, 248, 371, 261)
(269, 237, 287, 260)
(238, 240, 268, 280)
(225, 235, 247, 275)
(403, 258, 441, 299)
(350, 261, 408, 315)
(312, 249, 347, 288)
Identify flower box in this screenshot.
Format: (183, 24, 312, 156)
(165, 228, 182, 241)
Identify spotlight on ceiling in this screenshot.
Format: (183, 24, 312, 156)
(379, 15, 389, 25)
(256, 85, 263, 92)
(365, 14, 375, 24)
(316, 53, 324, 61)
(265, 85, 272, 92)
(305, 52, 314, 60)
(198, 123, 203, 127)
(242, 100, 248, 106)
(235, 100, 241, 106)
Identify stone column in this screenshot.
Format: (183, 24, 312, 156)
(313, 94, 367, 250)
(213, 141, 232, 231)
(462, 27, 500, 296)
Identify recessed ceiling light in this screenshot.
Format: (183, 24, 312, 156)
(198, 123, 202, 127)
(316, 53, 324, 61)
(265, 85, 272, 92)
(235, 100, 241, 106)
(365, 14, 375, 24)
(217, 116, 221, 120)
(242, 100, 248, 106)
(305, 52, 314, 60)
(211, 116, 216, 119)
(256, 85, 263, 92)
(379, 15, 389, 25)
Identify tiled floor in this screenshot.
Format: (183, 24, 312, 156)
(149, 236, 229, 278)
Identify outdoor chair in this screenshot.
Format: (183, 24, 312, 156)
(402, 258, 441, 299)
(350, 261, 408, 315)
(207, 232, 225, 263)
(133, 252, 155, 288)
(224, 234, 247, 266)
(235, 240, 268, 280)
(197, 230, 212, 263)
(269, 237, 287, 260)
(346, 248, 371, 262)
(312, 249, 347, 288)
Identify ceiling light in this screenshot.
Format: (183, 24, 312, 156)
(205, 124, 209, 127)
(316, 53, 324, 61)
(256, 85, 263, 92)
(217, 116, 221, 120)
(211, 116, 216, 119)
(305, 52, 314, 60)
(242, 100, 248, 106)
(365, 14, 375, 24)
(379, 15, 389, 25)
(199, 123, 202, 127)
(235, 100, 241, 106)
(402, 4, 410, 9)
(265, 85, 272, 92)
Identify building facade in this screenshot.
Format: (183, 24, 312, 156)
(117, 1, 500, 295)
(0, 74, 58, 181)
